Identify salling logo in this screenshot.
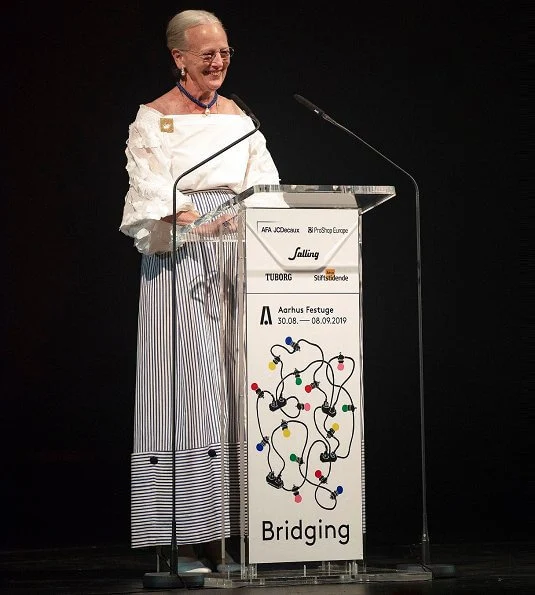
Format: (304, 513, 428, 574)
(288, 247, 319, 261)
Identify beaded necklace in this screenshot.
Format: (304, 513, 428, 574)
(176, 80, 218, 115)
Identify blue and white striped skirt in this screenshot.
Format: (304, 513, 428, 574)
(131, 189, 241, 548)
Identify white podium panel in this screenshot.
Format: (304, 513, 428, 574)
(245, 207, 363, 564)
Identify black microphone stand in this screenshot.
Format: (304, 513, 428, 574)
(293, 95, 456, 579)
(143, 100, 260, 589)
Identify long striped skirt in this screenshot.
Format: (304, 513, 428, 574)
(131, 189, 241, 548)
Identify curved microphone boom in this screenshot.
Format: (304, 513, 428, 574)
(293, 93, 431, 568)
(168, 94, 260, 577)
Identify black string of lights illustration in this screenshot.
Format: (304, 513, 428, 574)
(251, 336, 357, 510)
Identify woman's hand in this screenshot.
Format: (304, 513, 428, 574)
(162, 211, 236, 235)
(161, 210, 201, 225)
(195, 213, 237, 236)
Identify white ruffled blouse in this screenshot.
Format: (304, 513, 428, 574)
(120, 104, 283, 254)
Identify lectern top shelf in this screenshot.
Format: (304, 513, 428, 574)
(237, 184, 396, 213)
(176, 183, 396, 244)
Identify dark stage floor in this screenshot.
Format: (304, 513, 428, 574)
(0, 541, 533, 594)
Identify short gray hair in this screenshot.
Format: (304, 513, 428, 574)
(166, 9, 225, 51)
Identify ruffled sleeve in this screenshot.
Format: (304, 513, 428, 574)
(239, 128, 287, 208)
(242, 128, 280, 188)
(119, 107, 195, 254)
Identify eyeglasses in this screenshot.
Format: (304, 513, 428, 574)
(182, 47, 235, 63)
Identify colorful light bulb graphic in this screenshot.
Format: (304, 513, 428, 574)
(330, 486, 344, 500)
(268, 355, 281, 371)
(292, 485, 302, 503)
(281, 420, 290, 437)
(285, 336, 300, 351)
(327, 422, 339, 437)
(314, 469, 327, 484)
(256, 436, 269, 452)
(305, 380, 319, 393)
(250, 382, 264, 398)
(297, 402, 311, 411)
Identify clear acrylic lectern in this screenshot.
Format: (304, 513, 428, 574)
(167, 184, 431, 588)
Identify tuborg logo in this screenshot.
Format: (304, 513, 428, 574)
(288, 247, 319, 261)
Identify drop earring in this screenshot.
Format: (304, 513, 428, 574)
(181, 67, 185, 78)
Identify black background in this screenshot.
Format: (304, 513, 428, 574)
(3, 1, 527, 550)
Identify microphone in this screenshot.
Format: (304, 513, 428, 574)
(294, 93, 432, 569)
(293, 94, 417, 189)
(294, 94, 326, 118)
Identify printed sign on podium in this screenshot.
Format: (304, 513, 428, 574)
(244, 204, 363, 563)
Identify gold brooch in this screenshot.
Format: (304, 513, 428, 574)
(160, 118, 174, 133)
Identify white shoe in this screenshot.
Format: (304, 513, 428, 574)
(176, 559, 212, 574)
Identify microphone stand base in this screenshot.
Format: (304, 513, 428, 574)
(143, 571, 200, 589)
(396, 563, 457, 579)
